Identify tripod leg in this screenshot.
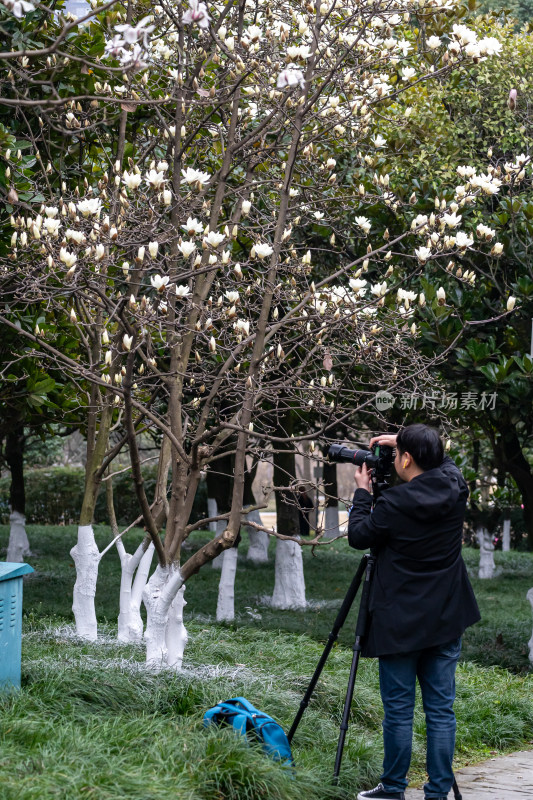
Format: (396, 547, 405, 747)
(333, 555, 375, 781)
(287, 554, 369, 744)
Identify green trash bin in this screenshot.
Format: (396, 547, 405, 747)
(0, 562, 34, 691)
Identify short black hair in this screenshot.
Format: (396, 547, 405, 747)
(396, 424, 443, 471)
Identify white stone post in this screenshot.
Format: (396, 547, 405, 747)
(6, 511, 31, 563)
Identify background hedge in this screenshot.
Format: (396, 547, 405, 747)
(0, 466, 208, 527)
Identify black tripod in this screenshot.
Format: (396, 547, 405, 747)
(287, 550, 463, 800)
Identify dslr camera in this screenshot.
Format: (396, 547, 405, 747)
(328, 442, 394, 496)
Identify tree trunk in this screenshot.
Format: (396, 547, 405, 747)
(271, 538, 306, 609)
(246, 509, 269, 563)
(527, 588, 533, 666)
(117, 540, 155, 643)
(207, 497, 218, 533)
(243, 461, 269, 562)
(143, 563, 186, 669)
(5, 426, 30, 562)
(207, 452, 234, 569)
(71, 405, 112, 639)
(70, 524, 100, 640)
(323, 459, 339, 539)
(271, 412, 306, 609)
(216, 547, 239, 621)
(165, 585, 188, 670)
(477, 527, 495, 579)
(502, 517, 511, 552)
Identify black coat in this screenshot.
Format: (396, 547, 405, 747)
(348, 456, 480, 658)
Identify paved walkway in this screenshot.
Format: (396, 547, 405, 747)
(405, 750, 533, 798)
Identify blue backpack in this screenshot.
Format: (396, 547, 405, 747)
(203, 696, 293, 764)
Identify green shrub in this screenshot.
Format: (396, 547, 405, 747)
(0, 467, 207, 527)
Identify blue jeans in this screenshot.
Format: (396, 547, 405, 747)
(378, 638, 461, 799)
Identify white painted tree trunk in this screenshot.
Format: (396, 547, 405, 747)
(117, 541, 155, 643)
(477, 527, 495, 579)
(143, 564, 185, 669)
(216, 547, 239, 622)
(246, 509, 269, 562)
(212, 519, 226, 569)
(527, 588, 533, 666)
(502, 518, 511, 552)
(271, 538, 306, 609)
(324, 505, 339, 539)
(207, 497, 218, 533)
(6, 511, 31, 562)
(70, 524, 100, 640)
(165, 585, 188, 670)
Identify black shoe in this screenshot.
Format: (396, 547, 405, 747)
(357, 784, 405, 800)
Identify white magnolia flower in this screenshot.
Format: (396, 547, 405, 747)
(415, 246, 432, 263)
(355, 216, 371, 234)
(225, 291, 240, 303)
(145, 169, 166, 190)
(43, 218, 61, 236)
(492, 242, 504, 255)
(123, 171, 142, 190)
(372, 135, 387, 148)
(162, 189, 172, 206)
(59, 248, 77, 268)
(436, 287, 446, 304)
(104, 35, 127, 59)
(122, 334, 133, 351)
(349, 278, 368, 295)
(175, 285, 191, 298)
(476, 224, 495, 240)
(371, 281, 387, 297)
(478, 37, 502, 56)
(277, 64, 305, 90)
(234, 319, 250, 336)
(3, 0, 36, 18)
(241, 200, 252, 216)
(178, 240, 197, 258)
(247, 24, 262, 41)
(77, 198, 101, 217)
(150, 274, 169, 291)
(65, 229, 86, 245)
(115, 16, 155, 47)
(95, 244, 105, 261)
(183, 1, 210, 29)
(148, 241, 159, 258)
(452, 24, 478, 46)
(44, 206, 59, 218)
(181, 167, 210, 188)
(455, 231, 473, 248)
(182, 217, 203, 235)
(203, 231, 225, 248)
(442, 212, 462, 228)
(507, 296, 516, 312)
(286, 44, 312, 60)
(254, 243, 273, 259)
(401, 67, 416, 81)
(427, 36, 441, 50)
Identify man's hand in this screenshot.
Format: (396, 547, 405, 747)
(355, 463, 372, 492)
(369, 433, 397, 449)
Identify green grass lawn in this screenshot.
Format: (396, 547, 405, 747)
(0, 524, 532, 799)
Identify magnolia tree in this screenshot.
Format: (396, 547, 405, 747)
(0, 0, 507, 668)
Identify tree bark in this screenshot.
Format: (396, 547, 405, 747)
(5, 425, 31, 562)
(477, 527, 495, 579)
(323, 459, 339, 539)
(271, 412, 306, 608)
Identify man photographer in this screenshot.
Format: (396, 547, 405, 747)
(348, 424, 480, 800)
